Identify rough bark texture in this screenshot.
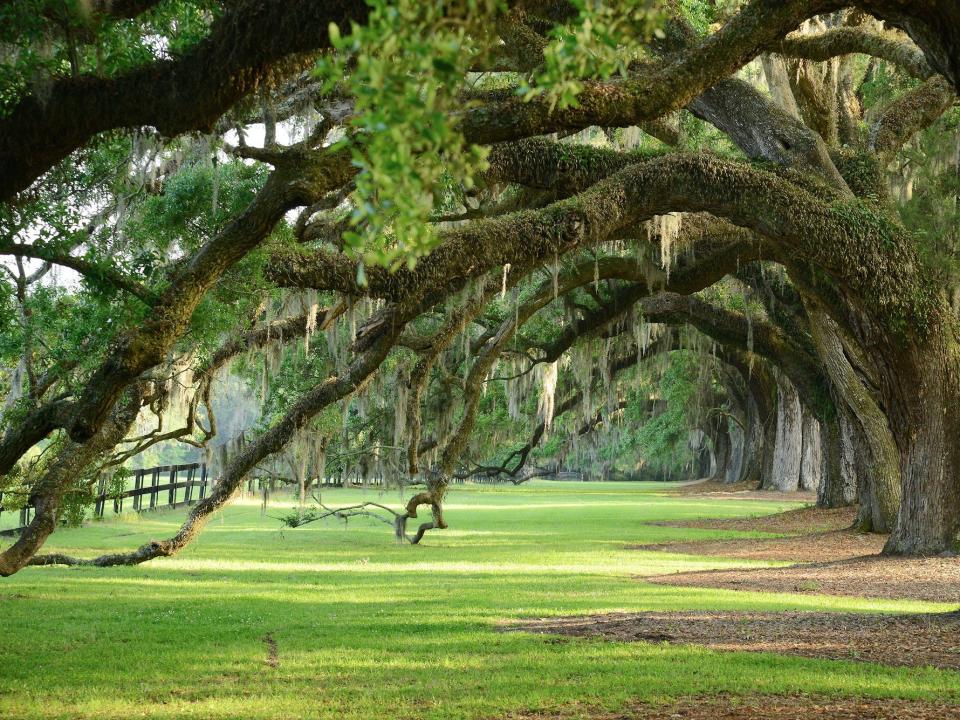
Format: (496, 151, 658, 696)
(806, 307, 900, 533)
(0, 388, 143, 575)
(767, 373, 803, 492)
(881, 326, 960, 554)
(800, 411, 823, 492)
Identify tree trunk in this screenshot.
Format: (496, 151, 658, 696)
(707, 420, 731, 483)
(799, 411, 822, 492)
(728, 358, 775, 489)
(725, 420, 746, 484)
(766, 373, 802, 492)
(806, 307, 900, 532)
(818, 412, 857, 509)
(883, 333, 960, 555)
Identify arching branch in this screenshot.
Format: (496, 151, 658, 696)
(776, 27, 934, 80)
(0, 0, 369, 200)
(26, 302, 412, 569)
(870, 76, 956, 164)
(637, 291, 830, 415)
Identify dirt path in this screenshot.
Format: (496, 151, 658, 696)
(646, 554, 960, 603)
(501, 503, 960, 718)
(632, 529, 886, 562)
(649, 505, 857, 535)
(666, 480, 816, 502)
(634, 505, 960, 600)
(506, 609, 960, 670)
(497, 695, 960, 719)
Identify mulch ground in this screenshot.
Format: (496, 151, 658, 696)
(646, 554, 960, 603)
(496, 695, 960, 719)
(506, 610, 960, 671)
(668, 480, 816, 502)
(636, 505, 882, 563)
(631, 528, 886, 563)
(652, 505, 858, 535)
(500, 503, 960, 719)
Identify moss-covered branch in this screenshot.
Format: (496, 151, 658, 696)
(870, 76, 956, 164)
(776, 27, 933, 79)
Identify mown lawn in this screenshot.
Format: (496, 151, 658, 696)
(0, 481, 956, 719)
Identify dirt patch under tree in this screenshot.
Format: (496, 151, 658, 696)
(495, 694, 960, 720)
(631, 528, 886, 563)
(505, 609, 960, 671)
(649, 505, 857, 535)
(646, 553, 960, 603)
(667, 480, 816, 503)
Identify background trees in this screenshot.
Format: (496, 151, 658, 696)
(1, 0, 958, 573)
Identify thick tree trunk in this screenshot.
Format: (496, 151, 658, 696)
(707, 420, 731, 483)
(799, 411, 822, 492)
(718, 365, 751, 484)
(765, 373, 802, 492)
(0, 389, 143, 576)
(731, 360, 776, 489)
(883, 334, 960, 555)
(806, 307, 900, 531)
(725, 420, 745, 484)
(818, 412, 858, 509)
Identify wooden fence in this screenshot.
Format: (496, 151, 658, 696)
(0, 462, 209, 537)
(0, 464, 585, 537)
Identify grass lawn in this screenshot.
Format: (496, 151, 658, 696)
(0, 481, 957, 719)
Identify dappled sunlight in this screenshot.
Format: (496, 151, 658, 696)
(150, 556, 768, 576)
(3, 482, 957, 719)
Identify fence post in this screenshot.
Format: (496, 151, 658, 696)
(132, 470, 143, 512)
(184, 466, 194, 504)
(95, 475, 106, 517)
(149, 468, 159, 509)
(168, 466, 177, 506)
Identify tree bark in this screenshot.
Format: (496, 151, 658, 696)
(806, 306, 900, 532)
(817, 412, 858, 509)
(766, 372, 803, 492)
(882, 328, 960, 554)
(799, 410, 822, 492)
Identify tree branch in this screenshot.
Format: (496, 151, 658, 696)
(870, 75, 956, 164)
(0, 0, 368, 200)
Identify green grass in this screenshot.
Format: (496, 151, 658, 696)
(1, 481, 957, 719)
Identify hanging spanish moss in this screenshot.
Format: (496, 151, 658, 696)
(551, 254, 560, 299)
(304, 290, 319, 356)
(1, 357, 26, 415)
(537, 360, 559, 431)
(394, 371, 408, 446)
(646, 212, 683, 280)
(506, 356, 537, 422)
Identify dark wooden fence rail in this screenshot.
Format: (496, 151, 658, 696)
(0, 462, 209, 537)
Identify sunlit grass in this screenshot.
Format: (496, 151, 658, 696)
(1, 481, 957, 719)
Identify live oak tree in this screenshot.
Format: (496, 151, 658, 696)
(1, 0, 959, 575)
